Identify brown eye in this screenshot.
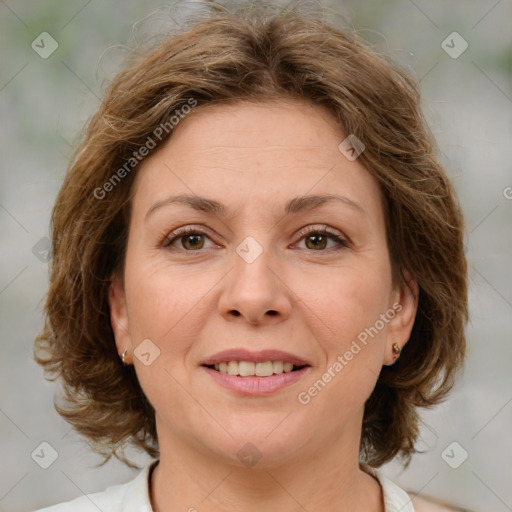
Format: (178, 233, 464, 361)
(305, 233, 329, 250)
(296, 228, 349, 252)
(180, 233, 205, 250)
(163, 227, 214, 251)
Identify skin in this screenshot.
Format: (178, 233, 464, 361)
(109, 98, 419, 512)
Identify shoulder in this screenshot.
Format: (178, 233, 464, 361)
(31, 489, 118, 512)
(370, 468, 470, 512)
(31, 460, 158, 512)
(412, 495, 473, 512)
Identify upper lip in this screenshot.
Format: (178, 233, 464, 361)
(200, 349, 311, 367)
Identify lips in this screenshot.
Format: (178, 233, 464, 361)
(200, 349, 312, 395)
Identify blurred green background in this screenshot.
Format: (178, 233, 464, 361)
(1, 1, 511, 511)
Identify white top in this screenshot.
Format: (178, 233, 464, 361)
(32, 459, 415, 512)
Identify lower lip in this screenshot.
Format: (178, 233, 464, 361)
(201, 366, 310, 396)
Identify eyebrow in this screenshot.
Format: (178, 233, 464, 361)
(145, 193, 365, 222)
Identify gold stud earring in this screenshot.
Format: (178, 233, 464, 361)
(392, 343, 401, 360)
(121, 349, 130, 366)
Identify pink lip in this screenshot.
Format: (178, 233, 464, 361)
(200, 348, 311, 366)
(201, 365, 311, 396)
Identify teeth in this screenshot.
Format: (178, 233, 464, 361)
(255, 361, 273, 377)
(273, 360, 284, 374)
(212, 360, 301, 376)
(238, 361, 255, 376)
(227, 361, 238, 375)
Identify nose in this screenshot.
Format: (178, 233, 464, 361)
(218, 242, 292, 326)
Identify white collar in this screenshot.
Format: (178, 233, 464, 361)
(371, 469, 416, 511)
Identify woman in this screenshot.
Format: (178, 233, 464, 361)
(33, 1, 468, 511)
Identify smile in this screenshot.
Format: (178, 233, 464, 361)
(201, 363, 311, 396)
(200, 349, 312, 395)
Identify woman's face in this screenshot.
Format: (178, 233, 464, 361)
(109, 99, 418, 468)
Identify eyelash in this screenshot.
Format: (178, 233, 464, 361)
(162, 225, 349, 253)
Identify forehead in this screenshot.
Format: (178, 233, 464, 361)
(155, 98, 343, 160)
(131, 99, 382, 222)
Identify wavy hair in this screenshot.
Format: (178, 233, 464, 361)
(34, 0, 468, 469)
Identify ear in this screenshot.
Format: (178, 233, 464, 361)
(108, 274, 133, 363)
(383, 269, 419, 366)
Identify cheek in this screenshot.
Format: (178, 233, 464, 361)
(123, 255, 219, 357)
(305, 262, 392, 347)
(296, 263, 391, 407)
(122, 259, 210, 413)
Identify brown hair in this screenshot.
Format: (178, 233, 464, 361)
(34, 0, 468, 469)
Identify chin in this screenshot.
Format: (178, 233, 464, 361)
(197, 424, 308, 470)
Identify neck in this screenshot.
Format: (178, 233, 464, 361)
(149, 412, 383, 512)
